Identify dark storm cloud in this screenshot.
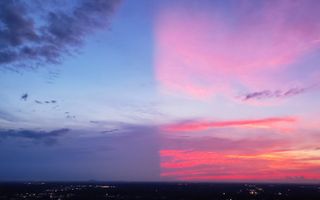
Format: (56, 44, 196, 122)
(242, 87, 308, 101)
(0, 128, 70, 145)
(0, 0, 121, 69)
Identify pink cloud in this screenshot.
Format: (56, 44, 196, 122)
(161, 135, 295, 155)
(163, 117, 296, 132)
(155, 1, 320, 99)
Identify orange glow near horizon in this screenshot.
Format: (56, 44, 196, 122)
(160, 149, 320, 182)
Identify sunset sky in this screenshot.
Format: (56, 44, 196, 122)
(1, 0, 320, 182)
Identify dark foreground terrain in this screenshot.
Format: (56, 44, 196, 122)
(0, 182, 320, 200)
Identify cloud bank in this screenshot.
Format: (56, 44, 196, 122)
(0, 128, 70, 145)
(0, 0, 121, 69)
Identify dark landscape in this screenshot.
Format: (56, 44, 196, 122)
(1, 182, 320, 200)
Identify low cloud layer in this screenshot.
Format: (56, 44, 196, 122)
(0, 0, 121, 69)
(0, 124, 160, 181)
(0, 128, 70, 145)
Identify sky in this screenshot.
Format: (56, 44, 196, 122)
(0, 0, 320, 183)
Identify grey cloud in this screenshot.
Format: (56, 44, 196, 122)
(21, 93, 28, 101)
(34, 99, 56, 104)
(101, 129, 118, 134)
(242, 87, 308, 101)
(0, 0, 121, 69)
(0, 128, 70, 145)
(34, 100, 42, 104)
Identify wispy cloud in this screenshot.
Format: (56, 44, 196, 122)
(101, 129, 118, 134)
(155, 0, 320, 99)
(0, 0, 121, 69)
(161, 135, 289, 154)
(242, 87, 311, 101)
(164, 117, 296, 132)
(34, 100, 42, 104)
(0, 110, 18, 122)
